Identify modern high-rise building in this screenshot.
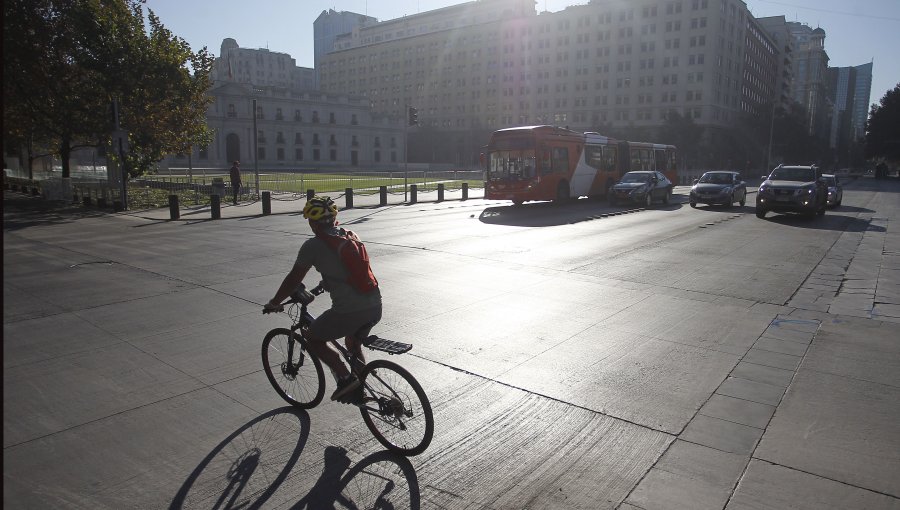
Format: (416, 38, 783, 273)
(756, 16, 794, 111)
(827, 62, 873, 165)
(318, 0, 781, 164)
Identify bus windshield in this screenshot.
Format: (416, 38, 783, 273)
(488, 150, 537, 181)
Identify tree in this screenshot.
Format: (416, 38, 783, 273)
(866, 84, 900, 163)
(2, 0, 213, 178)
(659, 111, 702, 170)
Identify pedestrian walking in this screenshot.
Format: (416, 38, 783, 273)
(229, 160, 242, 205)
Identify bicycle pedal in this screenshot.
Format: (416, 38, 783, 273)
(363, 335, 412, 354)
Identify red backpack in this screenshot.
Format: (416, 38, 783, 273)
(317, 229, 379, 293)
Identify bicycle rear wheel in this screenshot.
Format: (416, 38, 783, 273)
(262, 328, 325, 409)
(358, 359, 434, 456)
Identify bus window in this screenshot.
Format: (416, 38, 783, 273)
(488, 150, 536, 180)
(585, 145, 603, 170)
(540, 147, 552, 175)
(630, 149, 642, 171)
(551, 147, 569, 173)
(655, 149, 667, 172)
(641, 149, 654, 170)
(668, 150, 677, 172)
(604, 146, 617, 172)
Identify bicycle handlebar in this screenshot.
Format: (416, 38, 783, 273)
(262, 281, 326, 314)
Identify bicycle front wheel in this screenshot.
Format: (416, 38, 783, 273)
(262, 328, 325, 409)
(358, 359, 434, 456)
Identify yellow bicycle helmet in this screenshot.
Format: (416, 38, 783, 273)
(302, 195, 338, 223)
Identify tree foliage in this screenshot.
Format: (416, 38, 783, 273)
(2, 0, 213, 178)
(866, 84, 900, 162)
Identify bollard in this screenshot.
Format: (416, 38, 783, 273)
(462, 182, 469, 201)
(210, 194, 221, 219)
(32, 187, 39, 196)
(409, 184, 418, 204)
(437, 183, 445, 202)
(168, 194, 180, 220)
(113, 200, 124, 212)
(345, 187, 354, 209)
(262, 191, 271, 215)
(83, 196, 92, 207)
(379, 186, 387, 206)
(97, 197, 107, 209)
(306, 189, 315, 201)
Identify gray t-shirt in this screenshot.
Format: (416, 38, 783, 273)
(295, 227, 382, 312)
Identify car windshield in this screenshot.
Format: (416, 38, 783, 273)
(620, 172, 650, 183)
(699, 173, 733, 184)
(770, 167, 815, 182)
(823, 176, 836, 186)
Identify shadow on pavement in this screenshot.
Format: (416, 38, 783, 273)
(760, 212, 883, 233)
(169, 407, 310, 510)
(288, 448, 421, 510)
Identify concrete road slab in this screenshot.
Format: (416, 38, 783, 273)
(754, 369, 900, 497)
(699, 394, 775, 429)
(74, 286, 258, 341)
(741, 348, 802, 371)
(3, 312, 124, 369)
(3, 341, 205, 447)
(2, 281, 67, 322)
(626, 440, 749, 510)
(727, 459, 900, 510)
(680, 414, 764, 455)
(500, 326, 740, 434)
(803, 318, 900, 387)
(730, 361, 795, 387)
(716, 376, 786, 406)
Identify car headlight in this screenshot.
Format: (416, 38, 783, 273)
(721, 186, 732, 195)
(758, 183, 768, 194)
(803, 185, 816, 195)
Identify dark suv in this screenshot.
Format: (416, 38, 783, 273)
(756, 165, 827, 219)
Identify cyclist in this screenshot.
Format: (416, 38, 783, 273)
(264, 195, 382, 402)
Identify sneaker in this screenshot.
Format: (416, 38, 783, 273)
(331, 374, 361, 403)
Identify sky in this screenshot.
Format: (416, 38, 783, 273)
(146, 0, 899, 107)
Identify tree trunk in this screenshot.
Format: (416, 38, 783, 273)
(60, 136, 71, 179)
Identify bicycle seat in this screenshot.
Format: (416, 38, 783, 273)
(363, 335, 412, 354)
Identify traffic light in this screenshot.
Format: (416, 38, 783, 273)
(408, 106, 418, 126)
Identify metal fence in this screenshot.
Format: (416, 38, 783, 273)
(4, 169, 485, 211)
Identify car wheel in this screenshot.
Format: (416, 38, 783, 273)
(740, 193, 746, 207)
(690, 201, 697, 208)
(816, 201, 826, 216)
(755, 208, 766, 218)
(663, 189, 671, 205)
(644, 193, 652, 208)
(729, 193, 735, 208)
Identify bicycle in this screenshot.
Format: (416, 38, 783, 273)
(261, 283, 434, 456)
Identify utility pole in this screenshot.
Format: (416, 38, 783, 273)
(111, 99, 129, 210)
(252, 98, 260, 199)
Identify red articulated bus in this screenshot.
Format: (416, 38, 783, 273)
(483, 125, 677, 205)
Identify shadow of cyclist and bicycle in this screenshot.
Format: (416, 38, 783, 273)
(169, 406, 421, 510)
(478, 194, 689, 227)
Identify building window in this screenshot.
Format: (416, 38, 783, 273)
(374, 150, 381, 162)
(312, 111, 320, 123)
(275, 108, 283, 121)
(351, 135, 359, 147)
(256, 106, 264, 119)
(276, 131, 285, 143)
(295, 148, 303, 161)
(313, 134, 320, 145)
(227, 104, 236, 118)
(329, 112, 336, 124)
(313, 148, 320, 161)
(390, 137, 397, 148)
(351, 114, 358, 125)
(374, 136, 381, 148)
(295, 132, 303, 144)
(257, 147, 266, 160)
(330, 149, 337, 161)
(277, 147, 285, 160)
(329, 134, 337, 146)
(257, 130, 266, 143)
(294, 109, 302, 121)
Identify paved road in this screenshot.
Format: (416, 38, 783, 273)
(3, 177, 899, 509)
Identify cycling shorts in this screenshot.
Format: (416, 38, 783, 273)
(307, 304, 382, 343)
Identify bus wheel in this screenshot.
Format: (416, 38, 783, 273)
(556, 182, 570, 202)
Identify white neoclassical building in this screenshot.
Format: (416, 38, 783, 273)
(163, 39, 405, 172)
